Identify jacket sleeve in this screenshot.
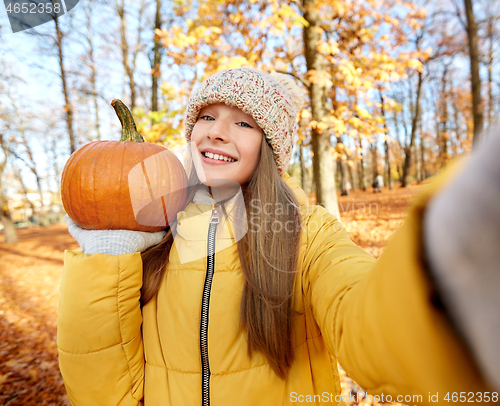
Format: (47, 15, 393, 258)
(57, 250, 144, 406)
(303, 167, 491, 405)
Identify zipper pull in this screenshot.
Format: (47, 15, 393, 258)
(210, 206, 220, 224)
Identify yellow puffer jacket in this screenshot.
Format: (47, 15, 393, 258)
(57, 172, 489, 406)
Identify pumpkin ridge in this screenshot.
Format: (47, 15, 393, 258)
(88, 143, 102, 228)
(90, 141, 108, 229)
(119, 141, 128, 227)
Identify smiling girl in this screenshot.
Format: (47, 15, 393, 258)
(59, 68, 498, 406)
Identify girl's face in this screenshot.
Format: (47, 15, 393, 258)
(191, 103, 263, 186)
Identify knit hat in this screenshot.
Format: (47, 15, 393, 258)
(184, 68, 306, 173)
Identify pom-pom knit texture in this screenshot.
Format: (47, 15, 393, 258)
(184, 68, 304, 173)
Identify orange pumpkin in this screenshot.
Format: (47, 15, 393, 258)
(61, 99, 187, 232)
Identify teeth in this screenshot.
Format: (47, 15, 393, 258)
(203, 152, 235, 162)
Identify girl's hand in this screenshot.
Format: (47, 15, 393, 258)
(424, 128, 500, 390)
(65, 215, 166, 255)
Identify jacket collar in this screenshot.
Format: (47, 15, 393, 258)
(175, 173, 307, 243)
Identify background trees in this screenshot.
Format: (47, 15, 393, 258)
(0, 0, 498, 238)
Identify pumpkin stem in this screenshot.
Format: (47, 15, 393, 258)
(111, 99, 145, 142)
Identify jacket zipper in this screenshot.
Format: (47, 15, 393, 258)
(200, 206, 220, 406)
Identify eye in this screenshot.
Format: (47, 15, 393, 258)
(237, 122, 252, 128)
(199, 115, 214, 121)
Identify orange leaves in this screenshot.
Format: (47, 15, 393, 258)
(0, 225, 76, 405)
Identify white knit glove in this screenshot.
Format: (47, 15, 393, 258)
(424, 129, 500, 391)
(65, 215, 166, 255)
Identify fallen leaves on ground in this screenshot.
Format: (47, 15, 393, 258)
(0, 184, 420, 405)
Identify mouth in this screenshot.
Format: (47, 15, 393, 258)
(200, 149, 238, 164)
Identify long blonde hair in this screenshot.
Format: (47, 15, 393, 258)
(141, 139, 302, 379)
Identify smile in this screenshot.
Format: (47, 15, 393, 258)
(203, 152, 237, 162)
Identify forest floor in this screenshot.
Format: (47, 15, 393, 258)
(0, 182, 424, 406)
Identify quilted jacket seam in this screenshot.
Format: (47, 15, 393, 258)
(58, 342, 122, 355)
(117, 260, 142, 402)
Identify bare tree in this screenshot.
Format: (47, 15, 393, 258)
(53, 12, 77, 153)
(0, 134, 18, 243)
(151, 0, 162, 113)
(116, 0, 147, 111)
(81, 0, 102, 141)
(5, 90, 47, 220)
(462, 0, 484, 144)
(302, 0, 340, 219)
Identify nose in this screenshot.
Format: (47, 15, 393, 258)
(206, 117, 229, 142)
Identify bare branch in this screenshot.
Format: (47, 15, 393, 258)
(275, 69, 310, 90)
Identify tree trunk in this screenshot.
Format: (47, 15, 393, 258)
(464, 0, 484, 145)
(151, 0, 162, 113)
(378, 89, 393, 189)
(302, 0, 340, 219)
(13, 166, 36, 216)
(487, 16, 494, 130)
(371, 142, 378, 181)
(0, 134, 18, 243)
(89, 36, 101, 141)
(336, 137, 349, 195)
(54, 16, 76, 154)
(117, 0, 137, 110)
(357, 135, 366, 190)
(440, 65, 449, 169)
(299, 142, 307, 193)
(348, 161, 356, 191)
(402, 69, 423, 187)
(384, 139, 393, 189)
(418, 117, 426, 181)
(0, 202, 18, 243)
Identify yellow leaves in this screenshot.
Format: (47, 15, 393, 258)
(160, 82, 177, 100)
(309, 119, 329, 134)
(348, 116, 364, 130)
(317, 41, 340, 56)
(273, 4, 308, 27)
(384, 14, 399, 26)
(306, 69, 333, 88)
(338, 61, 362, 88)
(407, 58, 423, 72)
(217, 56, 252, 70)
(355, 107, 372, 120)
(362, 80, 373, 90)
(307, 69, 318, 85)
(300, 109, 311, 120)
(328, 116, 347, 135)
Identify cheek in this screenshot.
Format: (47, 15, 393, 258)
(250, 137, 263, 159)
(190, 125, 201, 142)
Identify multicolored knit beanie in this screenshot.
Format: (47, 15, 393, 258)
(184, 68, 306, 173)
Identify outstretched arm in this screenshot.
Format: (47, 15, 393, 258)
(302, 164, 492, 404)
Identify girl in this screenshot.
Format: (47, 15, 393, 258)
(60, 68, 499, 406)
